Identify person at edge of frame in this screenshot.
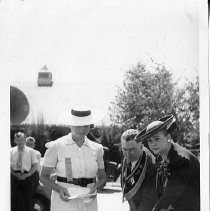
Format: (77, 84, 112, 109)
(40, 108, 107, 211)
(121, 129, 158, 211)
(135, 115, 200, 211)
(10, 131, 38, 211)
(26, 136, 42, 194)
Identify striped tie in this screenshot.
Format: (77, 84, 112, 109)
(16, 150, 23, 171)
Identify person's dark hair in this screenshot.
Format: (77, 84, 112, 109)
(165, 122, 179, 142)
(121, 129, 139, 142)
(157, 124, 179, 142)
(14, 131, 25, 138)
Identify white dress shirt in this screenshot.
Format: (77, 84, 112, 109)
(42, 133, 104, 211)
(10, 146, 38, 172)
(43, 133, 104, 178)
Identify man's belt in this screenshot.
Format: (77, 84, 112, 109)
(14, 170, 28, 174)
(57, 176, 96, 187)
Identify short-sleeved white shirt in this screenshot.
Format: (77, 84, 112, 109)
(43, 133, 104, 178)
(10, 146, 38, 172)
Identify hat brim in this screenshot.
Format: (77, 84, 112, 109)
(135, 115, 175, 142)
(69, 114, 93, 127)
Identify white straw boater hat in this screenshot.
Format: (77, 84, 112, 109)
(69, 108, 93, 127)
(45, 108, 93, 149)
(134, 115, 177, 142)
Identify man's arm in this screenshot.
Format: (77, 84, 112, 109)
(89, 169, 107, 193)
(36, 151, 42, 172)
(40, 166, 71, 202)
(28, 162, 38, 176)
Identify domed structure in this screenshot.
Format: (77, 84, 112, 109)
(10, 86, 30, 124)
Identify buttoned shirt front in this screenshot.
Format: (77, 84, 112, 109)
(43, 133, 104, 178)
(10, 146, 38, 172)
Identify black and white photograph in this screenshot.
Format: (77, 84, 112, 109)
(0, 0, 208, 211)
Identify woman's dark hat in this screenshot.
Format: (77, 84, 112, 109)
(134, 115, 177, 142)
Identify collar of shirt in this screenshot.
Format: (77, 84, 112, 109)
(15, 145, 27, 152)
(131, 160, 137, 170)
(64, 133, 93, 149)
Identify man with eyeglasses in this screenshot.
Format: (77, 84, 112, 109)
(10, 131, 38, 211)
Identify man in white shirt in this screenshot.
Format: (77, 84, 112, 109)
(26, 136, 42, 194)
(10, 131, 38, 211)
(26, 136, 41, 171)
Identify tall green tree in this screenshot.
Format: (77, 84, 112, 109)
(109, 62, 199, 149)
(173, 77, 199, 146)
(109, 62, 176, 129)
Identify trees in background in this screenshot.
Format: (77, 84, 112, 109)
(10, 61, 199, 159)
(109, 61, 199, 149)
(173, 77, 199, 147)
(109, 63, 175, 129)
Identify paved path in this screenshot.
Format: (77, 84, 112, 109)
(97, 182, 129, 211)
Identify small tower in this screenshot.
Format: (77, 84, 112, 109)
(37, 65, 53, 87)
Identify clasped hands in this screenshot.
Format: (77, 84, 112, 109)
(14, 172, 31, 180)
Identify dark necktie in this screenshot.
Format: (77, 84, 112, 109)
(127, 162, 132, 176)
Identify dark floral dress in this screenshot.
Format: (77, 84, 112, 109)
(156, 158, 171, 197)
(153, 142, 200, 211)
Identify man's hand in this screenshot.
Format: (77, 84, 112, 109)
(59, 188, 71, 202)
(87, 186, 97, 201)
(18, 174, 30, 180)
(13, 172, 21, 179)
(89, 185, 97, 194)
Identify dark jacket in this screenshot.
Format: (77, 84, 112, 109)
(153, 142, 200, 211)
(128, 150, 158, 211)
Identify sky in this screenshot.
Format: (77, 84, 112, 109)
(0, 0, 206, 125)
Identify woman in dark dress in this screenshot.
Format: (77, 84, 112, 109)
(135, 115, 200, 211)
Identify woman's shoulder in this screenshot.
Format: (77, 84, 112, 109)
(85, 138, 103, 150)
(45, 134, 70, 149)
(169, 142, 199, 169)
